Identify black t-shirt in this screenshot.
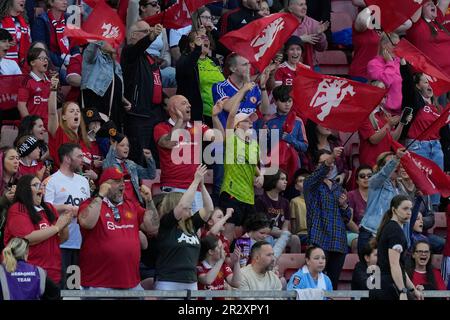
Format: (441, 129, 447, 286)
(377, 220, 408, 275)
(155, 211, 205, 283)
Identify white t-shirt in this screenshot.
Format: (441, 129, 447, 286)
(169, 25, 191, 48)
(44, 170, 90, 249)
(0, 57, 22, 75)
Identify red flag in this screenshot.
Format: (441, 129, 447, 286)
(0, 75, 28, 111)
(80, 0, 125, 46)
(145, 1, 192, 29)
(219, 13, 300, 72)
(412, 105, 450, 142)
(291, 68, 388, 132)
(389, 136, 450, 197)
(365, 0, 423, 32)
(394, 39, 450, 96)
(64, 24, 106, 47)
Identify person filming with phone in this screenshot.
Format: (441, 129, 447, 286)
(401, 71, 446, 210)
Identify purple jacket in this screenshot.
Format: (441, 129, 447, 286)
(0, 261, 45, 300)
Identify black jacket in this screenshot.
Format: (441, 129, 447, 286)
(121, 35, 164, 121)
(176, 45, 221, 122)
(219, 6, 262, 35)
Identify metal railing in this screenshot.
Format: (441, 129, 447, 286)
(60, 289, 450, 300)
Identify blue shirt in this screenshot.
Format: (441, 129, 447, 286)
(304, 164, 351, 253)
(212, 78, 261, 128)
(287, 268, 333, 292)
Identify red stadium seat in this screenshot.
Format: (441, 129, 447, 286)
(316, 50, 349, 75)
(428, 212, 447, 237)
(330, 11, 353, 33)
(277, 253, 305, 280)
(331, 0, 358, 21)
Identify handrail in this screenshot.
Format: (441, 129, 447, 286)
(60, 289, 450, 300)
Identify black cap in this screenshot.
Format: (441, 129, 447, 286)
(83, 107, 104, 124)
(110, 132, 126, 144)
(0, 28, 13, 41)
(285, 36, 303, 51)
(96, 120, 117, 138)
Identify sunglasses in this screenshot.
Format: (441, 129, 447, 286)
(358, 174, 372, 179)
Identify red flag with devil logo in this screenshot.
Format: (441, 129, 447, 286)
(394, 39, 450, 96)
(291, 68, 388, 132)
(64, 0, 125, 47)
(219, 13, 300, 72)
(389, 135, 450, 197)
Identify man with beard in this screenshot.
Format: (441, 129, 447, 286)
(44, 143, 90, 288)
(239, 241, 283, 295)
(77, 168, 159, 290)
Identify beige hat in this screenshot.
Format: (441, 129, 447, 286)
(233, 112, 259, 128)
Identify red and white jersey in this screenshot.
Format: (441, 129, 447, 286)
(274, 62, 310, 86)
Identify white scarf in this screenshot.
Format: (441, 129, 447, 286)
(302, 265, 327, 290)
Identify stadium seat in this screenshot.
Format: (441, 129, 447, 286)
(277, 253, 305, 281)
(428, 212, 447, 237)
(316, 50, 349, 75)
(330, 11, 353, 33)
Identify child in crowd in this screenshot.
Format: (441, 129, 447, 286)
(256, 169, 301, 253)
(351, 239, 377, 291)
(197, 235, 241, 298)
(16, 135, 47, 181)
(287, 245, 333, 294)
(103, 131, 156, 205)
(289, 169, 310, 249)
(200, 207, 233, 257)
(17, 48, 52, 128)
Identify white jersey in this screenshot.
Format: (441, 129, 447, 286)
(44, 170, 90, 249)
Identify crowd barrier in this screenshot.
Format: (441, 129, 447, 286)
(61, 290, 450, 300)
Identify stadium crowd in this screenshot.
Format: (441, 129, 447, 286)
(0, 0, 450, 300)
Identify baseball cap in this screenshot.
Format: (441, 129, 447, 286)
(99, 167, 124, 185)
(83, 107, 104, 124)
(233, 112, 259, 128)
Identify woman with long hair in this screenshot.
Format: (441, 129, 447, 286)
(0, 147, 20, 251)
(154, 165, 214, 291)
(406, 240, 446, 293)
(176, 29, 223, 126)
(47, 100, 97, 183)
(304, 120, 348, 185)
(0, 0, 31, 69)
(14, 115, 49, 161)
(3, 175, 72, 284)
(373, 195, 424, 300)
(0, 237, 60, 300)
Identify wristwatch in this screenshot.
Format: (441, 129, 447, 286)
(400, 288, 409, 294)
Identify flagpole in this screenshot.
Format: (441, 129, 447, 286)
(342, 132, 356, 147)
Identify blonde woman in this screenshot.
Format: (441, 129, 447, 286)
(0, 237, 59, 300)
(154, 164, 214, 291)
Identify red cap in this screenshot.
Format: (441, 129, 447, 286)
(99, 167, 124, 185)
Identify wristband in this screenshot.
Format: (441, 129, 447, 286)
(97, 194, 105, 200)
(260, 87, 267, 91)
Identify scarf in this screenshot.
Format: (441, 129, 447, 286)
(0, 15, 30, 67)
(301, 265, 327, 290)
(47, 11, 69, 55)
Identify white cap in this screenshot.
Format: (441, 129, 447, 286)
(233, 112, 258, 128)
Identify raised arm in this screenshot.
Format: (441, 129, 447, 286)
(139, 185, 160, 236)
(208, 208, 233, 236)
(225, 82, 256, 130)
(47, 75, 60, 137)
(157, 109, 185, 149)
(173, 165, 207, 220)
(78, 184, 110, 230)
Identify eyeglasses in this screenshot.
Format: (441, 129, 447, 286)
(358, 173, 372, 179)
(145, 1, 159, 7)
(199, 15, 212, 20)
(36, 56, 49, 62)
(415, 250, 430, 255)
(30, 182, 42, 190)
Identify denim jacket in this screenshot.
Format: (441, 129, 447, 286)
(360, 158, 401, 234)
(103, 146, 156, 204)
(81, 42, 124, 97)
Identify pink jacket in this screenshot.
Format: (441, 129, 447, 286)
(367, 56, 402, 115)
(292, 15, 328, 66)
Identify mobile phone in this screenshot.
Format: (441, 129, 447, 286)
(400, 107, 413, 125)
